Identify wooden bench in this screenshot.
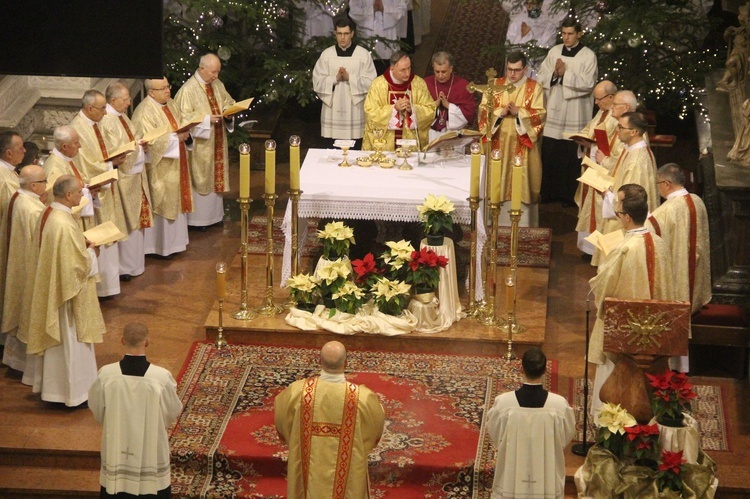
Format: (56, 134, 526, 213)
(689, 304, 750, 379)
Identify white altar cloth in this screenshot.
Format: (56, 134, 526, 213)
(281, 148, 487, 298)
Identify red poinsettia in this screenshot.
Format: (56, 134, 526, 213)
(646, 371, 698, 420)
(657, 450, 685, 492)
(351, 253, 382, 287)
(624, 423, 660, 462)
(406, 247, 449, 291)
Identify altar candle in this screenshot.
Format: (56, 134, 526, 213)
(490, 149, 502, 204)
(510, 156, 523, 211)
(239, 144, 250, 199)
(469, 142, 481, 198)
(265, 140, 276, 194)
(216, 262, 227, 300)
(289, 135, 301, 191)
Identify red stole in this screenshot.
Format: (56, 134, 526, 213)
(582, 110, 611, 232)
(643, 232, 656, 299)
(92, 123, 109, 159)
(117, 115, 152, 228)
(118, 116, 135, 141)
(203, 82, 226, 192)
(160, 104, 194, 213)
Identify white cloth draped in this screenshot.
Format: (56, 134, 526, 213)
(144, 214, 189, 257)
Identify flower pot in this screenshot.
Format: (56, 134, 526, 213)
(425, 234, 444, 246)
(657, 413, 685, 428)
(412, 291, 436, 304)
(296, 302, 317, 313)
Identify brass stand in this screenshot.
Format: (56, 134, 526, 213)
(258, 193, 284, 316)
(232, 198, 258, 321)
(465, 195, 483, 317)
(501, 209, 526, 360)
(215, 299, 228, 349)
(285, 188, 303, 308)
(479, 202, 506, 326)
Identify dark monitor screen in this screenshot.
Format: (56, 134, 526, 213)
(0, 1, 163, 78)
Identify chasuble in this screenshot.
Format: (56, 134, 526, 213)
(42, 152, 93, 231)
(0, 165, 20, 326)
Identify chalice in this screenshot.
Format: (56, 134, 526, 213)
(369, 128, 388, 164)
(334, 139, 355, 167)
(396, 139, 417, 170)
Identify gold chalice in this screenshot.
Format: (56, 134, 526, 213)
(396, 139, 416, 170)
(369, 128, 388, 164)
(334, 139, 355, 167)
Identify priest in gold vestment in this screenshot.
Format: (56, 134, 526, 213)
(477, 51, 545, 227)
(131, 78, 193, 257)
(174, 53, 235, 229)
(275, 341, 385, 498)
(0, 131, 23, 348)
(363, 51, 435, 152)
(1, 165, 47, 377)
(101, 82, 152, 280)
(27, 176, 105, 407)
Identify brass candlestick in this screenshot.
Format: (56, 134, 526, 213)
(215, 261, 229, 350)
(501, 209, 526, 360)
(465, 195, 483, 317)
(216, 299, 228, 349)
(232, 198, 258, 321)
(285, 187, 303, 308)
(479, 202, 506, 327)
(258, 192, 283, 316)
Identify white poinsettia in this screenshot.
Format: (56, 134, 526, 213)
(597, 402, 637, 437)
(417, 194, 455, 217)
(417, 194, 455, 236)
(332, 281, 364, 300)
(371, 277, 411, 300)
(285, 273, 320, 292)
(317, 221, 356, 243)
(317, 259, 352, 284)
(382, 239, 415, 270)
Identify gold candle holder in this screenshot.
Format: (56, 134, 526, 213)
(258, 192, 284, 316)
(215, 261, 229, 349)
(479, 202, 506, 327)
(232, 196, 258, 321)
(465, 195, 483, 317)
(501, 208, 526, 360)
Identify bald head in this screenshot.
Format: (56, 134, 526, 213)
(146, 78, 171, 104)
(612, 90, 638, 118)
(593, 80, 617, 111)
(320, 341, 347, 373)
(19, 164, 46, 196)
(198, 53, 221, 84)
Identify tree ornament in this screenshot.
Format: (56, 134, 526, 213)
(596, 0, 609, 13)
(277, 7, 289, 18)
(628, 36, 642, 48)
(217, 46, 231, 61)
(211, 16, 223, 28)
(601, 41, 616, 54)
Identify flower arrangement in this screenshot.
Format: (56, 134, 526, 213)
(285, 273, 321, 306)
(407, 247, 449, 292)
(657, 450, 685, 493)
(417, 194, 455, 236)
(317, 258, 352, 298)
(646, 371, 698, 423)
(596, 402, 637, 458)
(372, 277, 411, 316)
(624, 423, 660, 464)
(317, 221, 355, 260)
(351, 253, 383, 289)
(331, 281, 365, 315)
(381, 239, 415, 280)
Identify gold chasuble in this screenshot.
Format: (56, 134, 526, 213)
(25, 207, 104, 354)
(174, 74, 235, 195)
(363, 72, 435, 151)
(477, 76, 546, 204)
(131, 97, 193, 220)
(0, 166, 20, 323)
(275, 377, 385, 499)
(42, 153, 91, 231)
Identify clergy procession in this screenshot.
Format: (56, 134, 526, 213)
(0, 0, 741, 497)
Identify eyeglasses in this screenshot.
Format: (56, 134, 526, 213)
(594, 94, 613, 102)
(31, 179, 47, 184)
(616, 124, 635, 131)
(614, 210, 628, 217)
(90, 105, 107, 111)
(151, 85, 172, 92)
(335, 31, 353, 36)
(656, 180, 670, 185)
(612, 102, 628, 107)
(506, 67, 525, 73)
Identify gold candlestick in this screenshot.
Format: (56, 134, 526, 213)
(501, 208, 526, 360)
(479, 202, 506, 327)
(465, 195, 483, 317)
(232, 197, 258, 321)
(258, 192, 284, 316)
(215, 262, 229, 349)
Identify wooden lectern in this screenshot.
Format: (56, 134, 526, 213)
(600, 298, 690, 424)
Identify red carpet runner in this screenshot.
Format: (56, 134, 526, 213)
(170, 343, 558, 497)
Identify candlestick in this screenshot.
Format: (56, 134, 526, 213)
(289, 135, 300, 190)
(490, 149, 502, 204)
(232, 197, 258, 321)
(510, 155, 523, 211)
(501, 208, 527, 361)
(265, 139, 276, 194)
(257, 193, 284, 316)
(239, 143, 250, 200)
(470, 142, 481, 198)
(215, 261, 228, 349)
(465, 195, 483, 317)
(479, 202, 506, 327)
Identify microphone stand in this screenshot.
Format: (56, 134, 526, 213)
(572, 293, 594, 456)
(404, 90, 423, 163)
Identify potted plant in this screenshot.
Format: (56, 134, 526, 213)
(596, 402, 637, 458)
(331, 281, 365, 316)
(285, 273, 321, 312)
(380, 239, 415, 281)
(656, 450, 686, 494)
(317, 258, 352, 308)
(371, 277, 411, 316)
(645, 371, 698, 427)
(317, 221, 355, 260)
(351, 252, 383, 295)
(417, 194, 455, 246)
(624, 423, 660, 468)
(406, 247, 449, 295)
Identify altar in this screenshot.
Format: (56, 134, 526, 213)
(281, 148, 487, 297)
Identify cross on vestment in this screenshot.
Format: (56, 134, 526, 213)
(121, 447, 135, 459)
(522, 472, 537, 488)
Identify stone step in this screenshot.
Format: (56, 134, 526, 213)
(0, 466, 99, 497)
(0, 446, 99, 469)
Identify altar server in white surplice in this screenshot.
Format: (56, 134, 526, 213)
(313, 17, 377, 149)
(89, 322, 182, 498)
(131, 78, 193, 257)
(174, 53, 235, 229)
(1, 165, 47, 376)
(70, 90, 129, 299)
(486, 347, 575, 499)
(101, 81, 152, 281)
(27, 175, 105, 407)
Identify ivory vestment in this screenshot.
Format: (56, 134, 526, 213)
(0, 163, 20, 336)
(363, 72, 435, 151)
(486, 389, 575, 499)
(646, 191, 711, 314)
(42, 151, 93, 231)
(313, 44, 377, 140)
(274, 375, 385, 498)
(477, 75, 546, 205)
(89, 358, 183, 496)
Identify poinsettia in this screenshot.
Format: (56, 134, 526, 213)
(317, 258, 351, 297)
(372, 277, 411, 316)
(417, 194, 455, 236)
(317, 221, 355, 259)
(406, 247, 449, 292)
(285, 273, 320, 305)
(331, 282, 365, 315)
(657, 450, 685, 492)
(646, 371, 698, 420)
(351, 253, 383, 288)
(624, 423, 660, 463)
(381, 240, 415, 280)
(596, 402, 637, 458)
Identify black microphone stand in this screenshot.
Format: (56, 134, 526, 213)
(572, 294, 594, 456)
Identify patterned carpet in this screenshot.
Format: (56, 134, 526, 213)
(170, 343, 558, 498)
(570, 379, 730, 452)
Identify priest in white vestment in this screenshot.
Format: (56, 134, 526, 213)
(1, 166, 48, 376)
(594, 90, 638, 171)
(537, 17, 597, 205)
(486, 347, 575, 499)
(275, 341, 385, 498)
(89, 322, 182, 498)
(27, 175, 105, 407)
(131, 78, 193, 257)
(70, 89, 129, 298)
(101, 82, 152, 280)
(313, 17, 377, 149)
(174, 54, 234, 229)
(0, 131, 23, 347)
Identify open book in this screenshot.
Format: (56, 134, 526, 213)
(88, 169, 119, 190)
(584, 229, 625, 256)
(577, 156, 614, 192)
(223, 98, 254, 118)
(103, 141, 136, 162)
(141, 125, 172, 143)
(175, 118, 203, 134)
(83, 220, 126, 246)
(565, 124, 611, 156)
(425, 129, 483, 153)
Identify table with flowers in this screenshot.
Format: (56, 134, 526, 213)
(281, 148, 487, 297)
